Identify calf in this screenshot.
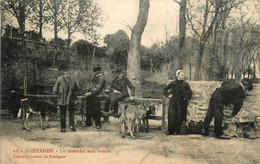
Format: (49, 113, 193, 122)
(74, 99, 86, 126)
(119, 104, 136, 139)
(141, 104, 157, 132)
(18, 97, 57, 130)
(119, 103, 151, 139)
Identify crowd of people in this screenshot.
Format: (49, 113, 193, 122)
(52, 66, 253, 139)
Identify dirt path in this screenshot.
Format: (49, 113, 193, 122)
(1, 118, 259, 164)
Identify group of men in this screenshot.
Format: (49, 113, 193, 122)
(53, 66, 254, 139)
(53, 66, 135, 132)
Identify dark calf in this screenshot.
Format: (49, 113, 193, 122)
(142, 104, 157, 132)
(18, 98, 57, 130)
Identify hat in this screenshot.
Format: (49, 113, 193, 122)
(176, 70, 184, 76)
(115, 68, 123, 74)
(241, 78, 253, 91)
(59, 65, 69, 71)
(93, 66, 102, 72)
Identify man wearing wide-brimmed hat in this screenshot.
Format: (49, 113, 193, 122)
(110, 68, 135, 116)
(84, 66, 105, 129)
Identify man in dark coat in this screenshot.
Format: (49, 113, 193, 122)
(110, 68, 135, 115)
(84, 66, 105, 129)
(163, 70, 192, 135)
(53, 67, 79, 132)
(203, 78, 253, 139)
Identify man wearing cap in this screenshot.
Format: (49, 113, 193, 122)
(84, 66, 105, 129)
(203, 78, 253, 139)
(53, 66, 79, 133)
(110, 68, 135, 116)
(163, 70, 192, 135)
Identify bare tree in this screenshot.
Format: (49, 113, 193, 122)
(28, 0, 49, 39)
(210, 0, 238, 80)
(64, 0, 80, 47)
(46, 0, 68, 43)
(187, 0, 246, 80)
(127, 0, 150, 98)
(187, 0, 223, 80)
(78, 0, 102, 43)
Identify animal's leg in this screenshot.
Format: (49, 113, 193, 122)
(81, 114, 84, 126)
(127, 119, 131, 135)
(121, 122, 125, 138)
(40, 116, 43, 128)
(25, 113, 30, 131)
(136, 119, 140, 135)
(41, 117, 46, 130)
(129, 120, 135, 139)
(45, 116, 50, 128)
(142, 119, 146, 132)
(22, 118, 26, 129)
(146, 118, 149, 132)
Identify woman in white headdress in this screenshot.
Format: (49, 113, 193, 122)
(163, 70, 192, 135)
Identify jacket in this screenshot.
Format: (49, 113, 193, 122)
(53, 75, 78, 106)
(110, 75, 135, 97)
(163, 80, 192, 101)
(88, 73, 105, 96)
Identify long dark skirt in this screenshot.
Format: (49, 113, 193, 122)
(168, 97, 188, 134)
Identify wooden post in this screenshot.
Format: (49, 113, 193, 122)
(162, 97, 166, 132)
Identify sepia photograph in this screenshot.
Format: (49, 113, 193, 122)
(1, 0, 260, 163)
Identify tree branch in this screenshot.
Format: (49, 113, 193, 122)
(172, 0, 180, 5)
(186, 10, 201, 38)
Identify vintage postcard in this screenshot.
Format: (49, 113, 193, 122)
(1, 0, 259, 163)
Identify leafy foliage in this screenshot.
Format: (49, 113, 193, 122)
(104, 30, 130, 68)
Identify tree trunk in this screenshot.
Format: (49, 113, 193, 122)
(178, 0, 186, 69)
(194, 43, 205, 81)
(191, 0, 222, 81)
(54, 14, 58, 41)
(127, 0, 150, 98)
(19, 0, 27, 94)
(189, 63, 192, 81)
(223, 32, 229, 79)
(67, 0, 71, 47)
(39, 0, 43, 39)
(54, 0, 58, 42)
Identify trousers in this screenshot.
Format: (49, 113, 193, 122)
(60, 103, 75, 129)
(204, 90, 224, 136)
(86, 96, 101, 126)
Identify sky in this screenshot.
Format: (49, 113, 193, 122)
(4, 0, 259, 48)
(94, 0, 180, 47)
(54, 0, 180, 47)
(50, 0, 260, 48)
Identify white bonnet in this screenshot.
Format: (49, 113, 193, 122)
(176, 70, 184, 77)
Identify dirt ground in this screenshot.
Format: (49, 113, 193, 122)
(0, 115, 259, 164)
